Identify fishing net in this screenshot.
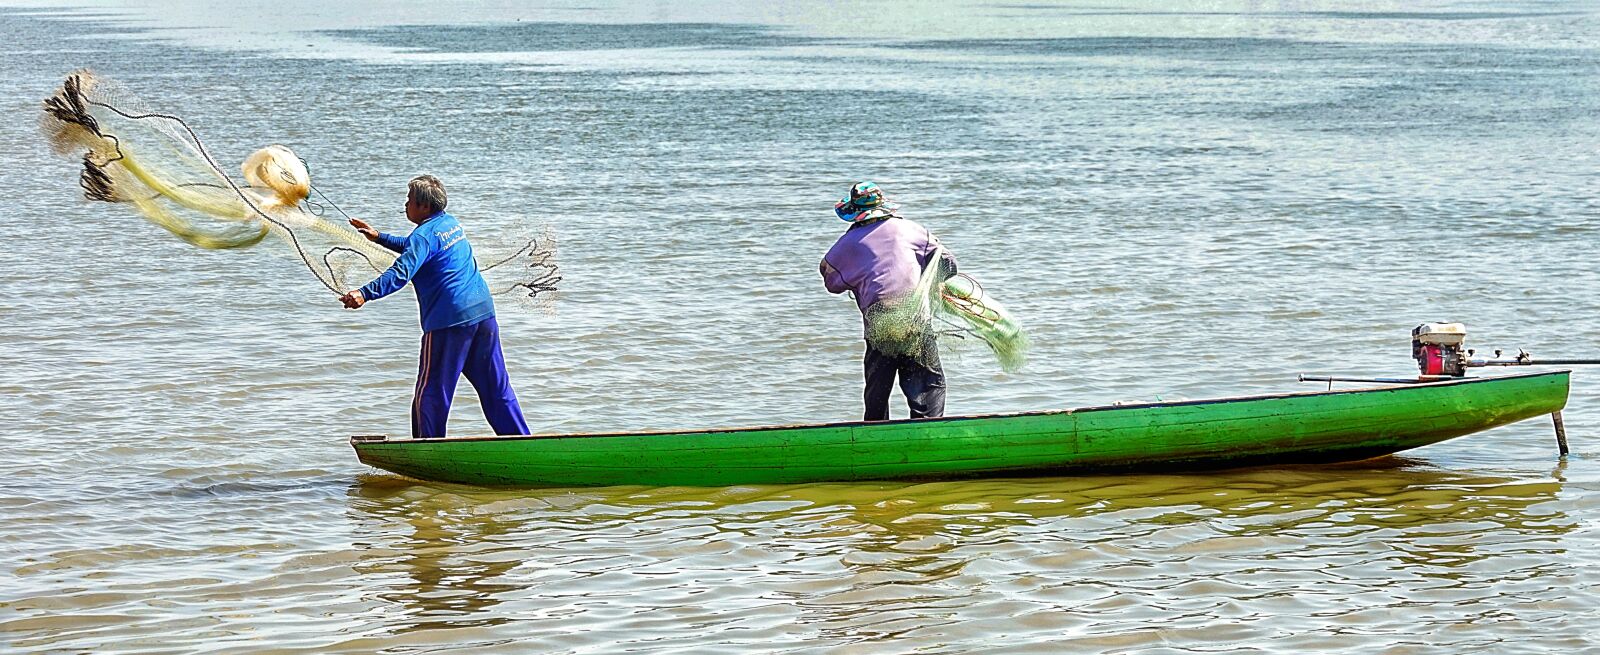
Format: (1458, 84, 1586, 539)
(864, 246, 1029, 373)
(40, 69, 560, 306)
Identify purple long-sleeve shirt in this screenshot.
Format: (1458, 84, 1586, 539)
(821, 217, 942, 312)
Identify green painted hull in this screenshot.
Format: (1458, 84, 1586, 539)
(351, 371, 1569, 487)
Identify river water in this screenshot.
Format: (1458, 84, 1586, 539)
(2, 1, 1599, 652)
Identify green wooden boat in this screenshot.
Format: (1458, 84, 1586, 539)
(350, 370, 1569, 487)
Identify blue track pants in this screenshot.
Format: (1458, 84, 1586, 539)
(413, 316, 530, 438)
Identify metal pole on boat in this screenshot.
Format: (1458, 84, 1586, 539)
(1298, 375, 1444, 385)
(1466, 354, 1600, 368)
(1552, 411, 1570, 457)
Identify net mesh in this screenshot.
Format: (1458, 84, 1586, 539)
(864, 246, 1029, 373)
(40, 70, 560, 307)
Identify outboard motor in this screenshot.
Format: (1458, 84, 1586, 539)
(1306, 323, 1600, 457)
(1412, 322, 1468, 377)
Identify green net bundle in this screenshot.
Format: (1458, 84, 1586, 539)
(865, 246, 1029, 373)
(40, 70, 560, 305)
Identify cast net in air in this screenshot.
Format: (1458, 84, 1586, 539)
(39, 69, 560, 306)
(864, 245, 1029, 374)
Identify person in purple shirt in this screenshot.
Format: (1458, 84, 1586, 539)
(338, 175, 530, 439)
(821, 181, 957, 421)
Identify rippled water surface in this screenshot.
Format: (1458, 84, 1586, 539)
(3, 1, 1599, 652)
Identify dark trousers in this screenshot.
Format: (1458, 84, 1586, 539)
(413, 316, 530, 438)
(863, 343, 946, 421)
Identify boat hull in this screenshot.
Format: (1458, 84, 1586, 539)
(351, 371, 1569, 487)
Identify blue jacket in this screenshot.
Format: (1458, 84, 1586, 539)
(359, 211, 495, 332)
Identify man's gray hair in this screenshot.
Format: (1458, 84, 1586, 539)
(408, 175, 448, 213)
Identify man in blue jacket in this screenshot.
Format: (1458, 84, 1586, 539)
(339, 175, 530, 439)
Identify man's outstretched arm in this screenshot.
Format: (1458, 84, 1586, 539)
(340, 232, 435, 310)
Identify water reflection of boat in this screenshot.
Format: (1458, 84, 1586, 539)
(351, 371, 1568, 487)
(344, 478, 526, 633)
(344, 460, 1572, 639)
